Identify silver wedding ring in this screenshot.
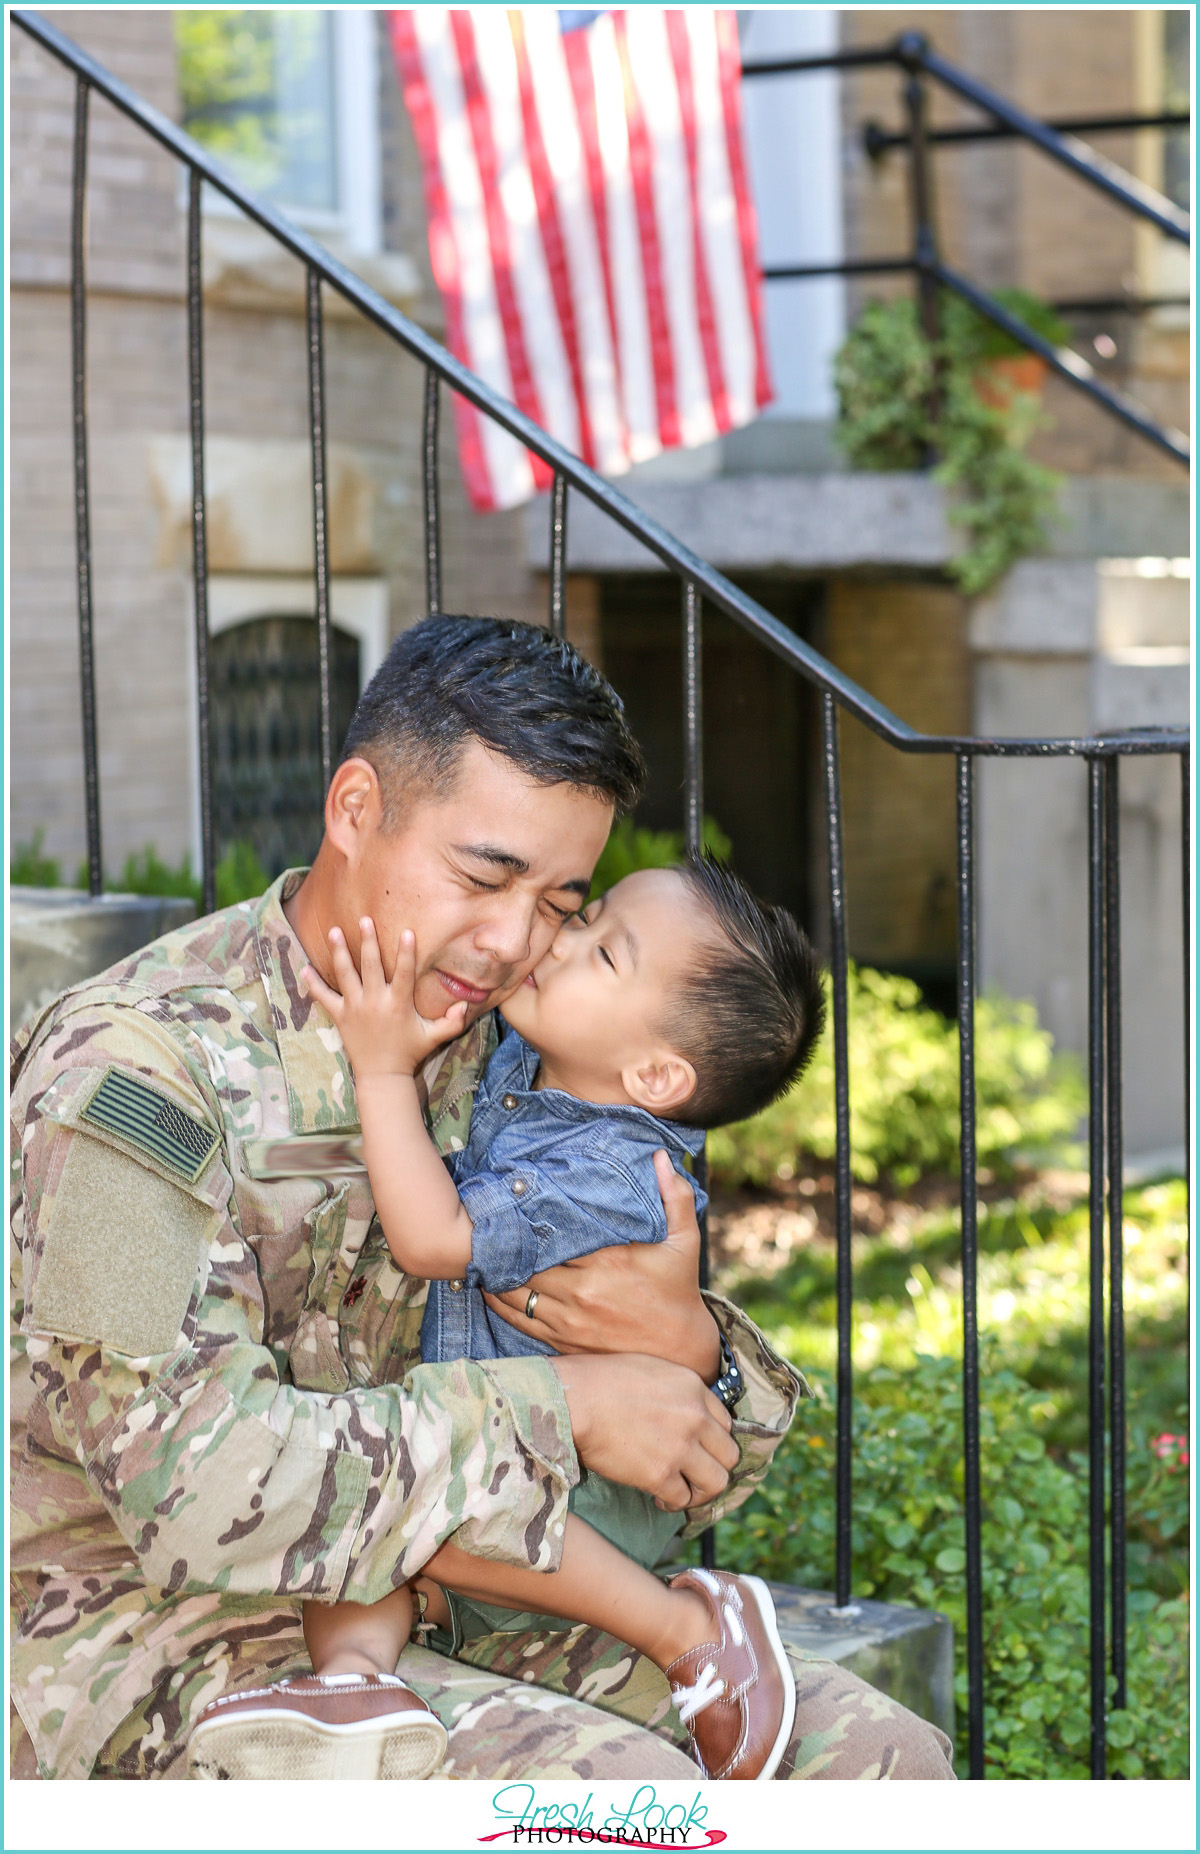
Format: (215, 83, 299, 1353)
(525, 1290, 540, 1321)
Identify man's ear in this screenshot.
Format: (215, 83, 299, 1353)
(621, 1051, 697, 1117)
(324, 758, 383, 865)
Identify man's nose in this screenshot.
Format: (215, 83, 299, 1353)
(476, 896, 537, 965)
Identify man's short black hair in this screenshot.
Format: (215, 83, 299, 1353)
(340, 614, 645, 823)
(663, 856, 827, 1130)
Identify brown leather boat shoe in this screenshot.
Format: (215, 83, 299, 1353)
(186, 1671, 448, 1780)
(665, 1568, 796, 1781)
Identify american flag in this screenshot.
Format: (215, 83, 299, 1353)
(389, 8, 772, 511)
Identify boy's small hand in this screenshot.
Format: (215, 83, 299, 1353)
(300, 919, 467, 1079)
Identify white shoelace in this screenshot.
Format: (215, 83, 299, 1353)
(672, 1660, 726, 1725)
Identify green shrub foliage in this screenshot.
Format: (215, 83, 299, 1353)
(588, 815, 732, 901)
(10, 829, 63, 888)
(707, 964, 1086, 1187)
(718, 1348, 1189, 1779)
(11, 837, 269, 912)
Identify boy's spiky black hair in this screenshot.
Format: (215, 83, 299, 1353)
(664, 855, 826, 1129)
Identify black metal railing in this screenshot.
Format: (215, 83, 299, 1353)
(13, 11, 1190, 1783)
(745, 31, 1191, 466)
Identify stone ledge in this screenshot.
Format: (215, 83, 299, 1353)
(766, 1582, 955, 1750)
(526, 472, 1189, 578)
(10, 887, 197, 1035)
(526, 472, 954, 575)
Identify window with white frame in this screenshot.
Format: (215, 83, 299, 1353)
(1133, 9, 1191, 322)
(175, 9, 381, 252)
(1161, 10, 1190, 214)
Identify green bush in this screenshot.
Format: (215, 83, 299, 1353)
(10, 829, 63, 888)
(717, 1348, 1190, 1779)
(110, 844, 207, 903)
(10, 837, 269, 913)
(588, 815, 731, 900)
(707, 963, 1086, 1189)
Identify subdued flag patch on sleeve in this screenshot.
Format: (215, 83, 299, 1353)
(81, 1067, 220, 1184)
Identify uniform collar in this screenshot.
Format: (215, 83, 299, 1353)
(251, 869, 496, 1136)
(252, 869, 357, 1133)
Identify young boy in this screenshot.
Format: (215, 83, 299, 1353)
(190, 858, 823, 1782)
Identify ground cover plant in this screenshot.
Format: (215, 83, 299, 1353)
(704, 1162, 1188, 1778)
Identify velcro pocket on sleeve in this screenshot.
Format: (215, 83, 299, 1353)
(26, 1134, 216, 1358)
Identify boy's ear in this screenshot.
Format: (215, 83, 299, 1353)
(622, 1051, 697, 1117)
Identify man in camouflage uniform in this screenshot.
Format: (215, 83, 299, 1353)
(10, 617, 954, 1781)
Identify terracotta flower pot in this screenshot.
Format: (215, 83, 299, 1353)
(973, 353, 1048, 410)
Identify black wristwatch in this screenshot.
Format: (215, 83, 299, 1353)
(710, 1333, 744, 1413)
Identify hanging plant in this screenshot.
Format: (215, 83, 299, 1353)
(833, 291, 1065, 596)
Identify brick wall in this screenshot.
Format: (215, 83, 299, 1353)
(823, 576, 970, 974)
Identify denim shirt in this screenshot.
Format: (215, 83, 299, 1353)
(421, 1026, 708, 1365)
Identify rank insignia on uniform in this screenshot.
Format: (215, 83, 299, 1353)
(81, 1067, 220, 1184)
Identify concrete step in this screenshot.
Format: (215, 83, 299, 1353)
(766, 1582, 955, 1750)
(9, 887, 197, 1035)
(970, 554, 1191, 736)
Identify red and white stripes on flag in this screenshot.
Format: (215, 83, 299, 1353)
(389, 9, 772, 511)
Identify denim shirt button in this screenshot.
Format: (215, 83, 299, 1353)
(501, 1094, 519, 1110)
(449, 1278, 464, 1292)
(511, 1178, 528, 1196)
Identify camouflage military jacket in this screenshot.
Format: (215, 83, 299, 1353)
(9, 872, 804, 1780)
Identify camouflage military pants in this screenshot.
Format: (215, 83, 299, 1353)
(11, 1606, 955, 1780)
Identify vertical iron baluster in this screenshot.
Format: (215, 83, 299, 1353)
(956, 754, 985, 1778)
(682, 577, 713, 1570)
(71, 75, 102, 897)
(683, 580, 703, 864)
(821, 693, 854, 1611)
(1182, 749, 1191, 1224)
(1182, 748, 1191, 1426)
(899, 36, 942, 446)
(682, 581, 708, 1289)
(423, 367, 442, 616)
(1086, 758, 1108, 1780)
(306, 270, 333, 793)
(548, 475, 568, 639)
(187, 171, 216, 917)
(1104, 758, 1126, 1714)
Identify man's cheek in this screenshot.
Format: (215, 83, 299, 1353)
(489, 970, 529, 1005)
